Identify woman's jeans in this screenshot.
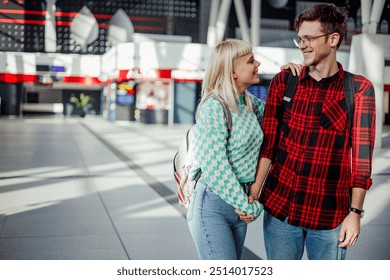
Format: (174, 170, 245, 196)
(187, 180, 247, 260)
(263, 211, 347, 260)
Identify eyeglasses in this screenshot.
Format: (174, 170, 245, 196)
(293, 33, 332, 47)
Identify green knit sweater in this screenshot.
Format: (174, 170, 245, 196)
(190, 93, 265, 218)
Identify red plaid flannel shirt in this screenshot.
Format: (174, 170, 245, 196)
(259, 64, 376, 230)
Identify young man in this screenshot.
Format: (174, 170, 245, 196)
(239, 3, 376, 260)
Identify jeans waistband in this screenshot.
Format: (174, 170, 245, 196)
(197, 179, 252, 195)
(240, 182, 252, 195)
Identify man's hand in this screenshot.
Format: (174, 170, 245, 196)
(338, 212, 361, 247)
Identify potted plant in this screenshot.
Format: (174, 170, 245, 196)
(69, 93, 91, 117)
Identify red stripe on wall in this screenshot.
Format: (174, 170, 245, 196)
(0, 18, 45, 25)
(0, 9, 168, 32)
(0, 73, 36, 83)
(134, 26, 166, 32)
(62, 76, 101, 84)
(1, 9, 168, 22)
(0, 73, 104, 85)
(173, 78, 203, 83)
(0, 9, 45, 16)
(55, 11, 112, 20)
(155, 69, 172, 79)
(55, 21, 107, 28)
(55, 21, 72, 27)
(130, 16, 167, 23)
(0, 18, 152, 30)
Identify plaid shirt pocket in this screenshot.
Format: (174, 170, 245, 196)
(320, 98, 347, 132)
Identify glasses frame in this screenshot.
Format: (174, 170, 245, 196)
(293, 33, 333, 47)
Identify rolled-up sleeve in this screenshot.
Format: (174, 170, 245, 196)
(351, 77, 376, 190)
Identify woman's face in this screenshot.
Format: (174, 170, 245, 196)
(233, 52, 261, 94)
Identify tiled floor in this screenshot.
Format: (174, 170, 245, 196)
(0, 116, 389, 260)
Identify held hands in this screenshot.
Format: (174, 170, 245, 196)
(235, 194, 261, 224)
(281, 62, 304, 76)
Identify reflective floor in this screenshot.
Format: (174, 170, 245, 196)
(0, 116, 389, 260)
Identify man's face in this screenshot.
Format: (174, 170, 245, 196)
(297, 21, 333, 67)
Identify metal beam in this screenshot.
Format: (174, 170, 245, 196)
(207, 0, 220, 46)
(369, 0, 386, 34)
(251, 0, 261, 47)
(45, 0, 57, 52)
(361, 0, 372, 33)
(215, 0, 233, 43)
(234, 0, 251, 43)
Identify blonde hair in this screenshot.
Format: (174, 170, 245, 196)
(196, 39, 254, 118)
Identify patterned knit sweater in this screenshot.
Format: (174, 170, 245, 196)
(190, 93, 265, 217)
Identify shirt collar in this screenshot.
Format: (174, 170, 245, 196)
(301, 62, 344, 84)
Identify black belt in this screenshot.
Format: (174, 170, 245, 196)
(240, 182, 252, 195)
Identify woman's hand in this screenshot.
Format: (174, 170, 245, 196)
(234, 194, 258, 224)
(281, 62, 304, 76)
(235, 209, 255, 224)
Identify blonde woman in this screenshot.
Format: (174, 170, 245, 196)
(186, 39, 265, 260)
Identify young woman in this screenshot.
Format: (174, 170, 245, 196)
(186, 39, 265, 260)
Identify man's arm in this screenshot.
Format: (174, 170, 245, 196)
(249, 157, 272, 201)
(339, 76, 375, 247)
(338, 188, 366, 248)
(236, 71, 289, 222)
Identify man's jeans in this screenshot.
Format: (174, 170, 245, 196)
(263, 211, 347, 260)
(187, 180, 247, 260)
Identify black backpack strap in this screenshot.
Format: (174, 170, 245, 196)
(343, 71, 355, 147)
(284, 71, 299, 108)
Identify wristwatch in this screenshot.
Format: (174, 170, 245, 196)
(349, 207, 365, 218)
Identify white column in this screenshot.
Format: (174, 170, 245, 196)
(361, 0, 372, 33)
(215, 0, 233, 43)
(207, 0, 220, 46)
(349, 33, 386, 149)
(251, 0, 261, 47)
(168, 81, 175, 126)
(233, 0, 250, 43)
(369, 0, 386, 34)
(45, 0, 57, 52)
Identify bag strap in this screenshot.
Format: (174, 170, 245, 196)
(284, 71, 299, 103)
(246, 93, 261, 124)
(278, 71, 299, 126)
(193, 95, 232, 183)
(210, 94, 232, 137)
(343, 71, 355, 147)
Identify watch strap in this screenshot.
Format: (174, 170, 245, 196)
(349, 207, 364, 217)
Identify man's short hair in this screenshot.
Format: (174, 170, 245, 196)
(294, 3, 349, 49)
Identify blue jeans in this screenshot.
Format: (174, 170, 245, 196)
(187, 180, 247, 260)
(263, 211, 347, 260)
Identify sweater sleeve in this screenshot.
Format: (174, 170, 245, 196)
(193, 99, 263, 217)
